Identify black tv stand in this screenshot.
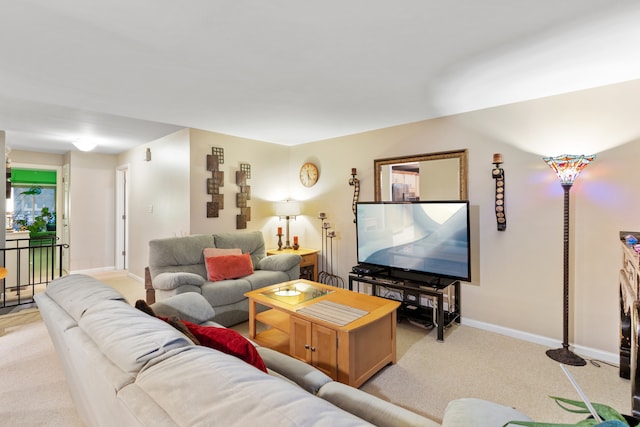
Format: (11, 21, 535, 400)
(348, 271, 461, 342)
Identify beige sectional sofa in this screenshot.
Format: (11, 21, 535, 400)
(36, 274, 532, 426)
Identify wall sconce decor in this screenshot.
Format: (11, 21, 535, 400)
(543, 153, 596, 366)
(349, 168, 359, 223)
(144, 147, 152, 162)
(491, 153, 506, 231)
(206, 147, 225, 218)
(275, 200, 300, 248)
(236, 163, 251, 229)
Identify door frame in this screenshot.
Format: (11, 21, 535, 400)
(115, 164, 130, 271)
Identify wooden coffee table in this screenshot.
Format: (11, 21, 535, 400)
(246, 280, 400, 388)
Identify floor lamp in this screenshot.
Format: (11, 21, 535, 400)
(543, 154, 595, 366)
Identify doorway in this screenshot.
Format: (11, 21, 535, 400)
(116, 165, 129, 271)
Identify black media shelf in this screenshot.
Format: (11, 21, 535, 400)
(348, 272, 461, 342)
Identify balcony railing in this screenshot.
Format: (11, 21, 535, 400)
(0, 236, 68, 313)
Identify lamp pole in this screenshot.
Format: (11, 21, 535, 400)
(543, 154, 595, 366)
(284, 215, 293, 249)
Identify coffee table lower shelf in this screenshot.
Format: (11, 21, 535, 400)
(254, 310, 290, 354)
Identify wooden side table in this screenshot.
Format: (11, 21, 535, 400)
(267, 248, 319, 281)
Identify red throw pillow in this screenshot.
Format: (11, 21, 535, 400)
(180, 320, 267, 373)
(205, 253, 254, 282)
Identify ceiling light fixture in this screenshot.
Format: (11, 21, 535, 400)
(73, 140, 97, 152)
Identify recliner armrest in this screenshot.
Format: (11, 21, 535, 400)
(152, 272, 205, 290)
(151, 292, 216, 325)
(256, 254, 302, 271)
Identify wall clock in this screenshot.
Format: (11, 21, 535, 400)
(299, 162, 319, 187)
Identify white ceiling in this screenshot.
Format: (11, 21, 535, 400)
(1, 0, 640, 155)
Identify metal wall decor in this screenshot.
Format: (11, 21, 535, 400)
(206, 147, 225, 218)
(349, 168, 359, 223)
(236, 163, 251, 229)
(491, 153, 506, 231)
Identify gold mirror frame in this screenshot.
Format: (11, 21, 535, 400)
(374, 149, 468, 201)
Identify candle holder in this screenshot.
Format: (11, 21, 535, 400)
(292, 242, 299, 250)
(277, 233, 283, 251)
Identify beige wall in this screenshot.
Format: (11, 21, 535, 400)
(188, 128, 290, 244)
(117, 129, 192, 276)
(10, 150, 64, 167)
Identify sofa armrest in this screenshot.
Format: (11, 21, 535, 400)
(152, 272, 205, 291)
(256, 347, 332, 394)
(256, 254, 302, 272)
(150, 292, 216, 325)
(317, 381, 440, 427)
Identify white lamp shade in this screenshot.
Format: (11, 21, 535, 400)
(275, 200, 301, 217)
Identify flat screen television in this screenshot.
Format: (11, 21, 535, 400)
(356, 201, 471, 282)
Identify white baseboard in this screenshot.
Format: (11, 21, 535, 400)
(461, 318, 619, 366)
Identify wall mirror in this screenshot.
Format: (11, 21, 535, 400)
(374, 149, 468, 201)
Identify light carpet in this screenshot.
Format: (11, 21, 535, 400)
(0, 319, 83, 426)
(362, 321, 630, 424)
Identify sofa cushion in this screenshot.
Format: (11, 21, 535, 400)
(153, 272, 205, 290)
(201, 279, 252, 306)
(213, 231, 267, 267)
(45, 274, 126, 321)
(79, 299, 194, 374)
(203, 247, 242, 258)
(135, 346, 373, 426)
(205, 253, 254, 282)
(148, 234, 215, 279)
(244, 269, 292, 291)
(181, 320, 267, 373)
(441, 398, 532, 427)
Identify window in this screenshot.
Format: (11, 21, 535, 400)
(9, 169, 57, 232)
